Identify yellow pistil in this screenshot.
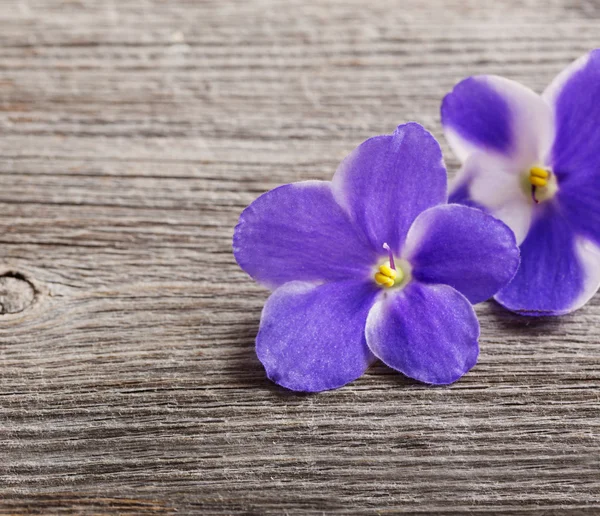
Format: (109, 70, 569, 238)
(529, 166, 550, 187)
(374, 262, 403, 288)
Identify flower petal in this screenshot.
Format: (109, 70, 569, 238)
(442, 76, 513, 160)
(543, 49, 600, 246)
(544, 49, 600, 171)
(403, 204, 520, 304)
(495, 203, 600, 315)
(233, 181, 376, 289)
(256, 280, 379, 392)
(449, 152, 534, 245)
(331, 122, 447, 256)
(555, 172, 600, 248)
(442, 75, 554, 167)
(365, 282, 479, 385)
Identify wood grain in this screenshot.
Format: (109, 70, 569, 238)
(0, 0, 599, 513)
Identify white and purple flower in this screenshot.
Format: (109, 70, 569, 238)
(442, 49, 600, 316)
(233, 123, 520, 392)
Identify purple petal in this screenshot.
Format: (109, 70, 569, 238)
(256, 280, 379, 392)
(557, 172, 600, 248)
(403, 204, 520, 304)
(545, 49, 600, 172)
(365, 282, 479, 385)
(442, 76, 513, 158)
(544, 49, 600, 247)
(442, 76, 553, 165)
(331, 123, 447, 256)
(233, 181, 376, 289)
(495, 203, 600, 315)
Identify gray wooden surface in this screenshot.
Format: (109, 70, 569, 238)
(1, 0, 599, 514)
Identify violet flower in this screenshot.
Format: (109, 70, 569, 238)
(442, 49, 600, 315)
(233, 123, 519, 392)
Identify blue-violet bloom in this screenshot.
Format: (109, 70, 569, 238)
(233, 123, 520, 392)
(443, 49, 600, 315)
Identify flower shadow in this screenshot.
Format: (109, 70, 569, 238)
(222, 314, 269, 384)
(366, 362, 425, 388)
(482, 299, 568, 335)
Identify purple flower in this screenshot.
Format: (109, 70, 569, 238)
(233, 123, 520, 392)
(442, 49, 600, 316)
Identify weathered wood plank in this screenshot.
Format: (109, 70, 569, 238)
(0, 0, 599, 514)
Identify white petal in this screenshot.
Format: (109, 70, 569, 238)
(451, 153, 534, 245)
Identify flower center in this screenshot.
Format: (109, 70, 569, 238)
(375, 262, 402, 288)
(527, 166, 558, 204)
(374, 243, 409, 289)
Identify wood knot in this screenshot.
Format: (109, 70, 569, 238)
(0, 272, 36, 314)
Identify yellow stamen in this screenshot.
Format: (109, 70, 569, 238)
(378, 264, 397, 279)
(374, 272, 393, 287)
(528, 166, 550, 187)
(530, 176, 548, 187)
(374, 263, 404, 288)
(529, 166, 549, 179)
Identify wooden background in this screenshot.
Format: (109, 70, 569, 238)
(1, 0, 599, 514)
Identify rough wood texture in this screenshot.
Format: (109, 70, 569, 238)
(1, 0, 599, 514)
